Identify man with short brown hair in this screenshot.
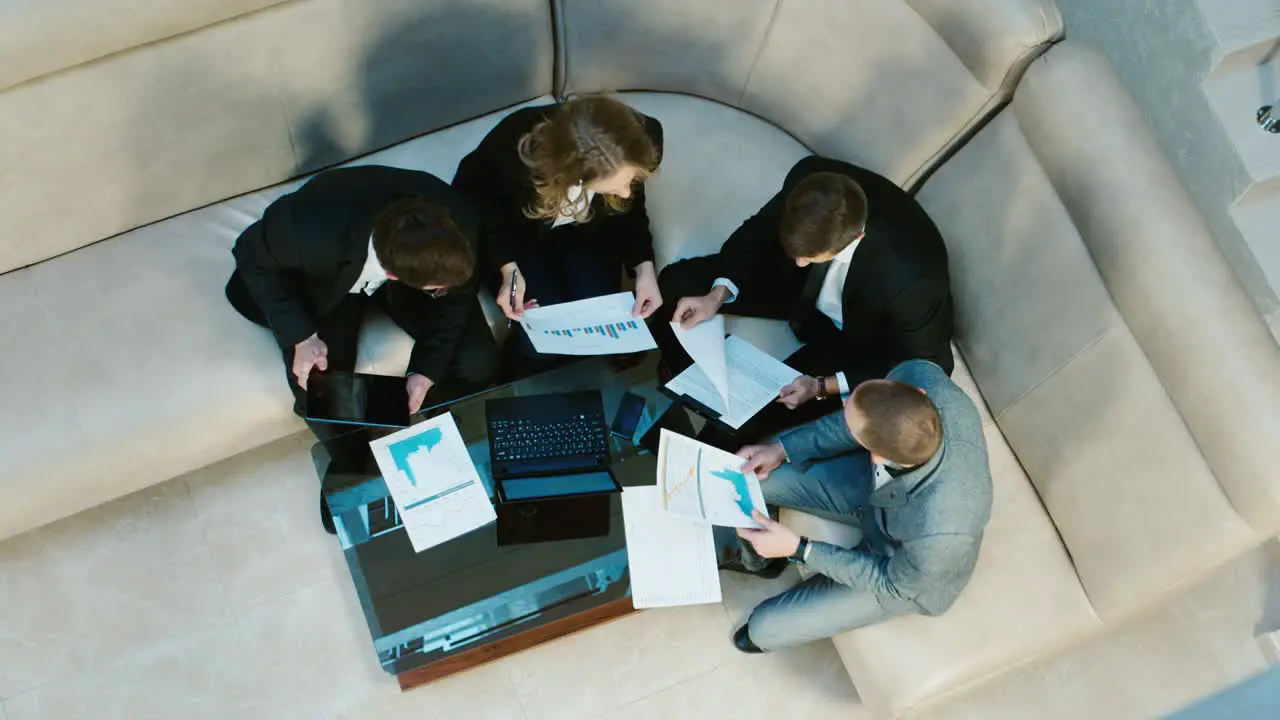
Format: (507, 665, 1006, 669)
(227, 165, 498, 419)
(725, 359, 992, 653)
(654, 155, 954, 440)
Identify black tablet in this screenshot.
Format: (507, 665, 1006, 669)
(304, 371, 411, 428)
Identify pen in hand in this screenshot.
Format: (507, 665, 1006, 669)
(506, 267, 519, 330)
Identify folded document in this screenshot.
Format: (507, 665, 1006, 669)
(666, 322, 800, 429)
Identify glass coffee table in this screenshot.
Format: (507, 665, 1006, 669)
(310, 354, 700, 690)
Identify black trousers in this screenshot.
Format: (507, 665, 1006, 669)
(652, 255, 843, 448)
(489, 223, 625, 380)
(225, 272, 499, 418)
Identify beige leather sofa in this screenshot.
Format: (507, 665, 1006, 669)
(2, 0, 1278, 717)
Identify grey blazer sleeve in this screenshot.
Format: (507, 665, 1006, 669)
(777, 410, 862, 471)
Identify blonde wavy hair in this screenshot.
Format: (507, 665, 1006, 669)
(517, 95, 660, 223)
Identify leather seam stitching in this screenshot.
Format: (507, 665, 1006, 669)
(992, 324, 1118, 424)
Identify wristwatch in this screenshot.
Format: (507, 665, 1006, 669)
(789, 536, 810, 564)
(814, 377, 828, 401)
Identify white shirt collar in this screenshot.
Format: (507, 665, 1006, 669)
(350, 236, 390, 295)
(833, 236, 860, 265)
(551, 183, 596, 228)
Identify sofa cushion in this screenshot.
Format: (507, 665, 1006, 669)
(1012, 45, 1280, 534)
(0, 0, 288, 93)
(0, 0, 554, 274)
(904, 0, 1062, 94)
(556, 0, 779, 109)
(916, 56, 1257, 619)
(0, 98, 547, 542)
(621, 92, 810, 268)
(558, 0, 1060, 188)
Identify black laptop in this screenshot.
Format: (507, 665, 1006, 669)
(486, 390, 612, 478)
(484, 391, 621, 544)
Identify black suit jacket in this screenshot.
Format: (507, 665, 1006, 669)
(720, 155, 954, 383)
(231, 165, 483, 380)
(451, 104, 664, 276)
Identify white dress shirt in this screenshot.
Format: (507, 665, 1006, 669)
(349, 237, 390, 295)
(550, 183, 597, 228)
(712, 237, 863, 397)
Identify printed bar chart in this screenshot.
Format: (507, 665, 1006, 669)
(521, 292, 657, 355)
(545, 320, 641, 339)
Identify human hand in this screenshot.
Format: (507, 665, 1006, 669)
(632, 261, 663, 318)
(736, 510, 801, 559)
(736, 442, 787, 480)
(406, 374, 435, 414)
(292, 333, 329, 390)
(777, 375, 822, 410)
(497, 262, 531, 321)
(672, 286, 729, 330)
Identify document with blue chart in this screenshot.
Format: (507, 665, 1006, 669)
(519, 291, 657, 355)
(655, 429, 768, 529)
(369, 413, 496, 552)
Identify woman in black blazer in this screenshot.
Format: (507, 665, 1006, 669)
(453, 94, 664, 378)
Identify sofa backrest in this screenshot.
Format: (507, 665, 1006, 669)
(555, 0, 1061, 189)
(0, 0, 554, 275)
(917, 44, 1280, 619)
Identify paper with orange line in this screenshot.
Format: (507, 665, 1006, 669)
(655, 429, 768, 529)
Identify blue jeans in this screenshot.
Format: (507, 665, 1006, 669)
(741, 450, 909, 650)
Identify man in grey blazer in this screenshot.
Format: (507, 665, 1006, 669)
(729, 359, 992, 652)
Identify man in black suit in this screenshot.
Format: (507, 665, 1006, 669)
(226, 165, 498, 486)
(654, 155, 953, 442)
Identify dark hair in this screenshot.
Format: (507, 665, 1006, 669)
(849, 380, 942, 466)
(779, 171, 868, 259)
(518, 94, 659, 222)
(371, 198, 474, 288)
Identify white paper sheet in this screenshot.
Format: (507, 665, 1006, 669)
(520, 292, 657, 355)
(664, 335, 802, 429)
(671, 316, 729, 408)
(369, 413, 496, 553)
(655, 429, 768, 529)
(621, 486, 721, 608)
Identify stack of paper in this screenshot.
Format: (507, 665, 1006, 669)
(622, 429, 769, 609)
(369, 414, 496, 552)
(665, 320, 801, 429)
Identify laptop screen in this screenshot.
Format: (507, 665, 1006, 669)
(500, 471, 618, 501)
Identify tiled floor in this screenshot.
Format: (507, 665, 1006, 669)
(0, 434, 1275, 720)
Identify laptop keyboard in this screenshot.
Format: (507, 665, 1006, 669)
(490, 412, 609, 462)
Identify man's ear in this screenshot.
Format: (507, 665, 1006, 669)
(386, 272, 399, 281)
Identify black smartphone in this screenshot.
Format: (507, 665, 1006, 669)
(611, 391, 647, 440)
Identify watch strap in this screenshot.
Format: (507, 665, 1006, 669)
(789, 536, 810, 563)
